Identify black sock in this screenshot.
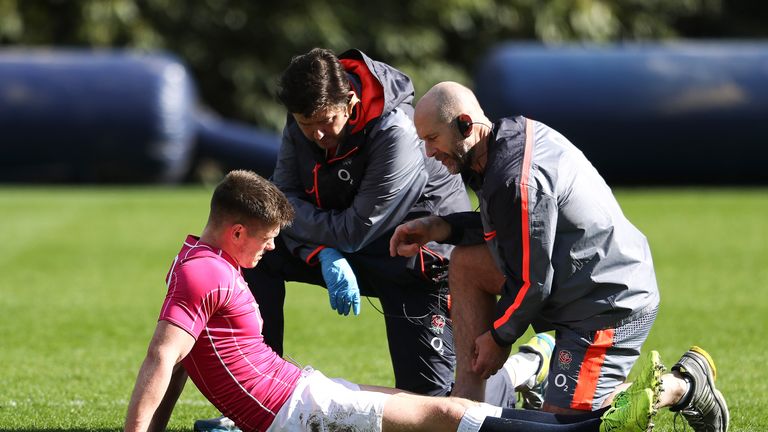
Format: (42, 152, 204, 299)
(479, 416, 602, 432)
(499, 407, 609, 424)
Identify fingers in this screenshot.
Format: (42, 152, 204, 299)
(389, 222, 424, 257)
(389, 224, 409, 257)
(471, 334, 502, 379)
(330, 286, 361, 317)
(397, 243, 422, 257)
(480, 364, 496, 379)
(328, 280, 344, 312)
(328, 288, 338, 311)
(337, 292, 360, 316)
(471, 354, 489, 379)
(338, 293, 350, 315)
(472, 357, 496, 379)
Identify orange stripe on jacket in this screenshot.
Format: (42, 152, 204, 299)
(570, 328, 616, 410)
(494, 119, 534, 330)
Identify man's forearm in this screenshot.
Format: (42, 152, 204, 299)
(148, 365, 188, 431)
(124, 353, 177, 432)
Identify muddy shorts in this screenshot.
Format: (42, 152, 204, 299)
(545, 307, 658, 411)
(267, 367, 389, 432)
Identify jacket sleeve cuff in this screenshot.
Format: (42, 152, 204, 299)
(490, 327, 515, 347)
(304, 245, 327, 266)
(439, 212, 484, 245)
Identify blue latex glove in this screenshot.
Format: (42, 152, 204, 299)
(318, 248, 361, 316)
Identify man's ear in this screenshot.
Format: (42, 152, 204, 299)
(455, 114, 473, 137)
(347, 91, 360, 115)
(231, 223, 245, 241)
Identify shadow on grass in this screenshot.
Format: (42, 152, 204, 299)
(4, 430, 191, 432)
(1, 430, 122, 432)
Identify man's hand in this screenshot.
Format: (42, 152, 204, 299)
(389, 216, 451, 257)
(318, 248, 361, 316)
(471, 331, 512, 379)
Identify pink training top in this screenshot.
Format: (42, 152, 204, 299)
(159, 235, 302, 432)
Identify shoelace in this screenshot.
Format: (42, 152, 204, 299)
(673, 408, 707, 432)
(519, 389, 544, 410)
(682, 407, 707, 430)
(673, 412, 687, 431)
(518, 376, 546, 410)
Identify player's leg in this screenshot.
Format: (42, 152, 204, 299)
(383, 391, 655, 432)
(347, 235, 456, 396)
(543, 307, 657, 414)
(382, 393, 481, 432)
(355, 239, 544, 404)
(280, 370, 654, 432)
(266, 367, 485, 432)
(449, 244, 505, 402)
(372, 272, 456, 396)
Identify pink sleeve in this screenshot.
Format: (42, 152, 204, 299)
(159, 260, 228, 339)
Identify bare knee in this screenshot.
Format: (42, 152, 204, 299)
(383, 393, 469, 432)
(435, 398, 470, 421)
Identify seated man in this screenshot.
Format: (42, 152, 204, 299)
(123, 170, 658, 432)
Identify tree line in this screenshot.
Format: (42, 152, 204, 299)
(1, 0, 765, 131)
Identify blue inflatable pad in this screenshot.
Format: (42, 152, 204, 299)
(475, 42, 768, 184)
(0, 50, 196, 182)
(194, 112, 280, 179)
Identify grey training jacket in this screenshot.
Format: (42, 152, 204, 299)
(274, 49, 470, 265)
(445, 116, 660, 346)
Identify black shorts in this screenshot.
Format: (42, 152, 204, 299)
(243, 231, 455, 396)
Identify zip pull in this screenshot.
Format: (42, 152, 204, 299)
(304, 163, 323, 208)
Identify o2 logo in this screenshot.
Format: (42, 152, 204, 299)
(430, 337, 444, 355)
(554, 373, 569, 392)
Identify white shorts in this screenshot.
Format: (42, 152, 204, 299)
(266, 367, 390, 432)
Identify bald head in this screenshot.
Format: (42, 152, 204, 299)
(414, 82, 490, 175)
(415, 81, 485, 127)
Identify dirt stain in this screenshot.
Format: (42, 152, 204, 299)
(302, 401, 377, 432)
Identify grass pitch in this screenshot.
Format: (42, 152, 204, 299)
(0, 186, 765, 431)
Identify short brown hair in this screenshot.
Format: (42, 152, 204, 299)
(277, 48, 351, 117)
(209, 170, 294, 230)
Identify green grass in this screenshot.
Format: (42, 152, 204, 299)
(0, 187, 765, 431)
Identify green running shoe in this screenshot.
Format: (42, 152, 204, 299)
(670, 346, 729, 432)
(600, 387, 656, 432)
(516, 332, 555, 410)
(614, 350, 665, 409)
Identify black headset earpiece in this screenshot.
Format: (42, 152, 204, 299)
(455, 116, 472, 137)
